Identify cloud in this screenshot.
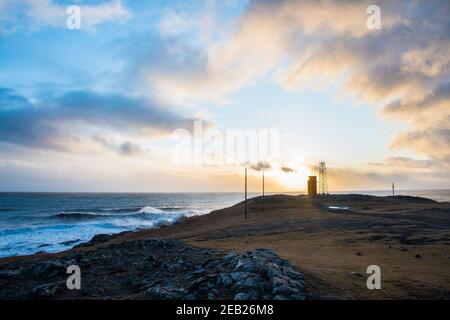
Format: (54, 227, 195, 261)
(390, 127, 450, 163)
(0, 0, 131, 32)
(0, 87, 33, 110)
(281, 166, 295, 173)
(0, 87, 198, 153)
(158, 10, 198, 37)
(325, 166, 413, 190)
(147, 0, 450, 166)
(382, 83, 450, 162)
(327, 163, 450, 190)
(367, 157, 439, 169)
(117, 141, 144, 156)
(91, 134, 146, 156)
(148, 0, 404, 103)
(249, 161, 271, 171)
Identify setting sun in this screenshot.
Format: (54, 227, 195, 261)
(272, 165, 310, 191)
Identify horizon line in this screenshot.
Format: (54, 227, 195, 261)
(0, 188, 448, 194)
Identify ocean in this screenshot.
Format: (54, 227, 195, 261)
(0, 190, 448, 258)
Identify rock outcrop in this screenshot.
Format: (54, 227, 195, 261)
(0, 238, 305, 300)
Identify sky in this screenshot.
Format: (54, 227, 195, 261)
(0, 0, 449, 192)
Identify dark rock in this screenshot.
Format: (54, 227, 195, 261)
(273, 294, 289, 300)
(273, 284, 299, 296)
(29, 282, 61, 299)
(31, 260, 65, 278)
(59, 239, 81, 246)
(204, 260, 221, 269)
(217, 273, 233, 287)
(229, 271, 252, 282)
(233, 257, 255, 272)
(264, 263, 283, 278)
(223, 252, 239, 261)
(189, 274, 218, 289)
(191, 267, 205, 276)
(167, 263, 182, 272)
(0, 239, 306, 300)
(148, 239, 182, 249)
(282, 266, 302, 280)
(184, 293, 198, 300)
(82, 234, 114, 247)
(196, 282, 215, 294)
(0, 269, 22, 277)
(356, 252, 362, 256)
(234, 276, 261, 290)
(233, 292, 247, 300)
(291, 293, 306, 300)
(415, 254, 421, 258)
(270, 276, 290, 288)
(146, 284, 186, 300)
(66, 252, 84, 263)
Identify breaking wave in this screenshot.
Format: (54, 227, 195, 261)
(0, 192, 244, 258)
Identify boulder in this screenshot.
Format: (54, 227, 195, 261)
(234, 276, 262, 290)
(217, 273, 233, 287)
(146, 284, 186, 300)
(234, 292, 252, 300)
(31, 260, 65, 278)
(29, 282, 61, 299)
(228, 271, 253, 282)
(273, 294, 289, 300)
(223, 251, 239, 261)
(272, 284, 299, 296)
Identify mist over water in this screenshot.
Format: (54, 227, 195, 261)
(0, 190, 448, 258)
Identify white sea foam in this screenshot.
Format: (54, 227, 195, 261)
(137, 206, 164, 214)
(0, 192, 250, 258)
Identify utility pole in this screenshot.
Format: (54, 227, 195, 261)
(245, 167, 247, 219)
(392, 183, 395, 197)
(262, 171, 265, 215)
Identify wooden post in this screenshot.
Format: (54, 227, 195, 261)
(245, 168, 248, 218)
(262, 171, 265, 214)
(392, 183, 395, 197)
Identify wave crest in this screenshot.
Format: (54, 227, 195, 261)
(137, 206, 164, 214)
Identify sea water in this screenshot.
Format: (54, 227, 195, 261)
(0, 192, 252, 258)
(0, 190, 448, 258)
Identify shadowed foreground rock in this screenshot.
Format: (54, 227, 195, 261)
(0, 238, 305, 300)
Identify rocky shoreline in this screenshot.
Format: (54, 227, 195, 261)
(0, 237, 306, 300)
(1, 193, 449, 300)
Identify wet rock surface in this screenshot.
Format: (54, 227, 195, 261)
(0, 238, 305, 300)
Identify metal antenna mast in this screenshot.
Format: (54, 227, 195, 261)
(318, 161, 328, 195)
